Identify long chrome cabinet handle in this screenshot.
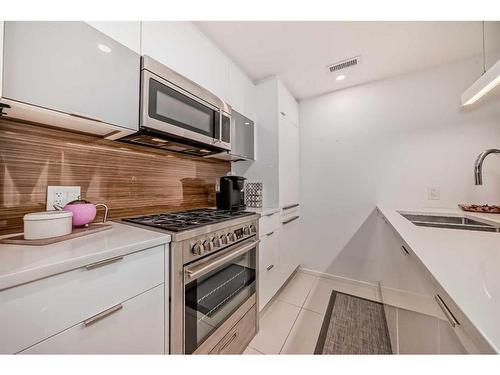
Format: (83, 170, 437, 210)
(85, 256, 123, 271)
(400, 245, 410, 256)
(282, 203, 299, 211)
(69, 111, 103, 123)
(185, 240, 260, 279)
(83, 304, 123, 327)
(282, 216, 299, 225)
(435, 294, 459, 328)
(266, 231, 274, 236)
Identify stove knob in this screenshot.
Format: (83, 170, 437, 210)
(220, 234, 229, 245)
(203, 239, 214, 252)
(250, 224, 256, 233)
(192, 242, 203, 255)
(243, 226, 250, 235)
(213, 236, 222, 248)
(228, 233, 236, 242)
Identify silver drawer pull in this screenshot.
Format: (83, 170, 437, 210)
(266, 264, 274, 271)
(219, 332, 238, 353)
(266, 231, 274, 236)
(435, 294, 459, 328)
(401, 245, 410, 256)
(282, 216, 299, 225)
(264, 212, 276, 217)
(282, 203, 299, 210)
(83, 304, 123, 327)
(85, 256, 123, 271)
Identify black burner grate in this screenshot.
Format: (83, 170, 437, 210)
(123, 208, 253, 232)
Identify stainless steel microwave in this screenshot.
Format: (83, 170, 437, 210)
(121, 56, 232, 156)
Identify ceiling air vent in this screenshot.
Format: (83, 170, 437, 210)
(327, 56, 361, 73)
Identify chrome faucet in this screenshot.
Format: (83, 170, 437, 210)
(474, 149, 500, 185)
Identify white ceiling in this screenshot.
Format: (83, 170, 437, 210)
(195, 21, 500, 100)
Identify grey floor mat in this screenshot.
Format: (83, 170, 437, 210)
(315, 290, 392, 355)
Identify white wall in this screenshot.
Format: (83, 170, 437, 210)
(299, 57, 500, 278)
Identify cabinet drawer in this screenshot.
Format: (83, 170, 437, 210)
(210, 305, 257, 354)
(22, 284, 164, 354)
(259, 230, 280, 310)
(259, 212, 280, 237)
(280, 204, 300, 220)
(0, 245, 164, 354)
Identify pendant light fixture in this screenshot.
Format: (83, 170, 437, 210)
(461, 21, 500, 106)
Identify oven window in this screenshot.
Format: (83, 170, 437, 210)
(184, 246, 256, 354)
(148, 78, 215, 137)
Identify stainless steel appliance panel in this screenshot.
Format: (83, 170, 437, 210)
(232, 111, 255, 160)
(2, 21, 140, 130)
(139, 56, 231, 152)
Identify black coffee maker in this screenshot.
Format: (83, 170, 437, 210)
(216, 176, 246, 211)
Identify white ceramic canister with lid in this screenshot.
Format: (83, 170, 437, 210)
(23, 211, 73, 240)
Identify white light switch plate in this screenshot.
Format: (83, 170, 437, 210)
(46, 186, 81, 210)
(427, 187, 440, 200)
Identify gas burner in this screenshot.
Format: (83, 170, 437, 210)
(123, 208, 254, 232)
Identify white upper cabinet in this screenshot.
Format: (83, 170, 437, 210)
(229, 63, 257, 119)
(85, 21, 141, 54)
(235, 76, 299, 208)
(277, 79, 299, 126)
(141, 21, 230, 103)
(279, 114, 300, 208)
(277, 78, 300, 208)
(2, 22, 140, 133)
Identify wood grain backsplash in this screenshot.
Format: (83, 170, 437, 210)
(0, 119, 230, 235)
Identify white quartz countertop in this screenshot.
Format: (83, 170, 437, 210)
(0, 222, 171, 291)
(245, 207, 281, 216)
(378, 206, 500, 352)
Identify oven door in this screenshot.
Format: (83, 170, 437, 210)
(183, 238, 258, 354)
(141, 69, 231, 151)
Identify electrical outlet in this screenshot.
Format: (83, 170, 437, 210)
(427, 186, 440, 200)
(46, 186, 81, 210)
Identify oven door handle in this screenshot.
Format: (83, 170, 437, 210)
(185, 239, 260, 280)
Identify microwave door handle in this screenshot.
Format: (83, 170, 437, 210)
(218, 110, 222, 142)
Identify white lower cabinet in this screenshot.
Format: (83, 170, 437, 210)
(439, 319, 467, 354)
(398, 308, 439, 354)
(22, 285, 164, 354)
(279, 213, 300, 286)
(388, 307, 466, 355)
(0, 244, 168, 354)
(377, 211, 484, 354)
(258, 229, 281, 311)
(257, 209, 301, 311)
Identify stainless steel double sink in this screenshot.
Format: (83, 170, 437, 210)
(400, 213, 500, 232)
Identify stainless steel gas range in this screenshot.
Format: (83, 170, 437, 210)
(123, 208, 260, 354)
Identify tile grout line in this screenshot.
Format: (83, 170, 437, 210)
(248, 345, 265, 355)
(278, 276, 318, 354)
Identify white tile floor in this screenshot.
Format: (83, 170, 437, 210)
(243, 271, 379, 355)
